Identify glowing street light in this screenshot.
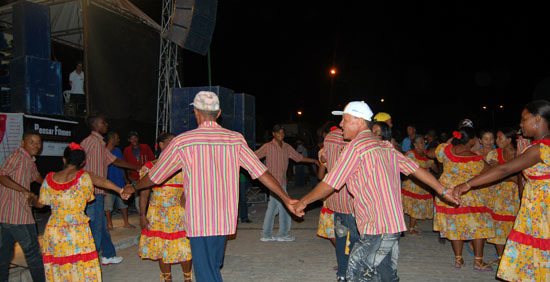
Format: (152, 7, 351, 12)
(380, 98, 385, 103)
(297, 110, 303, 116)
(499, 105, 504, 109)
(330, 68, 336, 75)
(482, 106, 487, 110)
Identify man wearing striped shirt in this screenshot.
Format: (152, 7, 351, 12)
(134, 91, 297, 282)
(256, 124, 319, 242)
(294, 101, 459, 281)
(319, 126, 359, 281)
(80, 113, 140, 265)
(0, 131, 45, 282)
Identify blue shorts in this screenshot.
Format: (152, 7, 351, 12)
(104, 191, 128, 211)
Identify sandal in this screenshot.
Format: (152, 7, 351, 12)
(454, 256, 465, 269)
(183, 271, 192, 282)
(407, 228, 420, 236)
(474, 257, 494, 272)
(487, 256, 501, 268)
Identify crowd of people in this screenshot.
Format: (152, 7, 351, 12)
(1, 90, 550, 282)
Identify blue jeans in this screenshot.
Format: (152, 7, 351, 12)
(189, 236, 226, 282)
(261, 186, 291, 237)
(334, 212, 360, 279)
(238, 179, 250, 221)
(346, 233, 400, 282)
(86, 194, 116, 258)
(0, 223, 45, 282)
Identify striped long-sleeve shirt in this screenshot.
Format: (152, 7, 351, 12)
(81, 131, 117, 194)
(147, 121, 267, 237)
(323, 130, 419, 235)
(0, 147, 40, 224)
(321, 129, 354, 214)
(255, 139, 304, 187)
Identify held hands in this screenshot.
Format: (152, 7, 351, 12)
(452, 183, 471, 200)
(291, 200, 307, 217)
(441, 188, 461, 206)
(284, 198, 303, 217)
(120, 184, 135, 200)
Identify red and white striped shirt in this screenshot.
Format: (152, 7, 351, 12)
(255, 138, 304, 187)
(321, 129, 354, 214)
(0, 147, 40, 224)
(147, 121, 267, 237)
(81, 131, 117, 194)
(324, 130, 419, 235)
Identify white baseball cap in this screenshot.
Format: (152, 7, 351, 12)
(332, 101, 374, 121)
(190, 91, 220, 111)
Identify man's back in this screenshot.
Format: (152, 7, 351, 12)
(148, 121, 267, 237)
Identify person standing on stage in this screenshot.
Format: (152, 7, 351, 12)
(0, 131, 45, 282)
(133, 91, 298, 282)
(80, 113, 140, 265)
(293, 101, 459, 281)
(256, 124, 319, 242)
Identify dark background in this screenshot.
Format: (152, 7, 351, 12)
(37, 1, 550, 145)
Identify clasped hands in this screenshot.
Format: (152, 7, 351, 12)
(120, 184, 135, 200)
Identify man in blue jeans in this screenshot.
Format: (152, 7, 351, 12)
(294, 102, 459, 281)
(80, 113, 140, 265)
(0, 131, 45, 282)
(318, 126, 359, 281)
(255, 124, 319, 242)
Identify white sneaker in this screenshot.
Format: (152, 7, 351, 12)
(276, 235, 296, 242)
(260, 236, 276, 242)
(101, 256, 123, 265)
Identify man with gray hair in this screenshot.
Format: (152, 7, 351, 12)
(133, 91, 299, 282)
(293, 101, 460, 281)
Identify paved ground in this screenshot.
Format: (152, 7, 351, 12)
(10, 181, 502, 281)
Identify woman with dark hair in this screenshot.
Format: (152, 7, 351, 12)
(427, 126, 494, 271)
(138, 133, 192, 282)
(483, 127, 521, 268)
(473, 129, 496, 158)
(402, 135, 438, 236)
(371, 121, 392, 142)
(453, 100, 550, 281)
(30, 143, 129, 281)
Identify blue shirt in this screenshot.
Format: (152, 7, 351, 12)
(107, 147, 125, 187)
(401, 136, 414, 152)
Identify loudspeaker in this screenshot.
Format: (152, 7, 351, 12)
(165, 0, 218, 56)
(13, 1, 51, 59)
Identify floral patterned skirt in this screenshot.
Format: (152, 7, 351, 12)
(317, 205, 335, 239)
(139, 205, 192, 263)
(42, 223, 101, 282)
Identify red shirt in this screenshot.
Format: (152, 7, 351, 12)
(123, 144, 155, 181)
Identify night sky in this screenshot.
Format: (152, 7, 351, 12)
(96, 1, 550, 140)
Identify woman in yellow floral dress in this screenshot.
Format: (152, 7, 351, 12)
(454, 100, 550, 281)
(402, 136, 438, 236)
(483, 127, 521, 267)
(428, 126, 494, 271)
(138, 133, 192, 282)
(30, 143, 130, 282)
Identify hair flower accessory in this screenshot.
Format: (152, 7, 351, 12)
(452, 131, 462, 139)
(330, 126, 339, 131)
(69, 142, 83, 151)
(154, 144, 159, 149)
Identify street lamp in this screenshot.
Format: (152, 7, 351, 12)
(297, 110, 303, 116)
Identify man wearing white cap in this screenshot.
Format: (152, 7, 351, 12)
(133, 91, 298, 282)
(293, 101, 459, 281)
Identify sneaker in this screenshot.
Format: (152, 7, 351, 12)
(276, 235, 296, 242)
(101, 256, 123, 265)
(260, 236, 276, 242)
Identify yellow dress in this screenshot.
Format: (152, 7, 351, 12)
(316, 202, 335, 239)
(402, 150, 434, 220)
(433, 143, 494, 240)
(39, 170, 102, 282)
(497, 140, 550, 281)
(485, 149, 520, 245)
(138, 161, 192, 263)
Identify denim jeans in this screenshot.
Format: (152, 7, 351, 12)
(261, 186, 291, 237)
(189, 236, 226, 282)
(238, 179, 250, 221)
(334, 212, 360, 279)
(346, 232, 400, 282)
(86, 194, 116, 258)
(0, 223, 45, 282)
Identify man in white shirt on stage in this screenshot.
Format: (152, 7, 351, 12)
(69, 62, 85, 107)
